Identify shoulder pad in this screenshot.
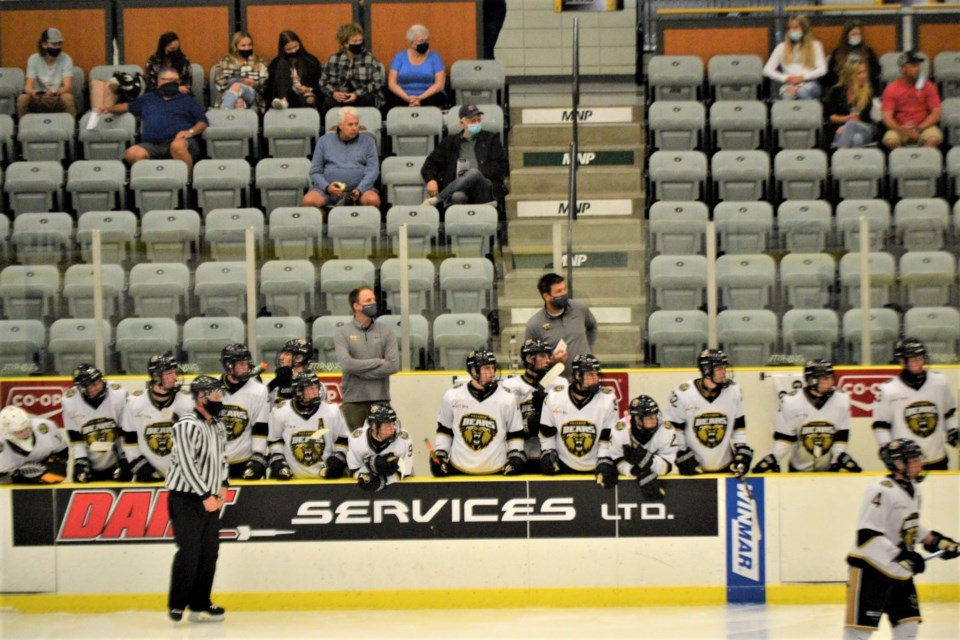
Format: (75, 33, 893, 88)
(401, 430, 410, 440)
(352, 428, 363, 438)
(880, 479, 894, 488)
(110, 383, 122, 391)
(615, 420, 626, 431)
(133, 389, 144, 396)
(679, 383, 689, 391)
(601, 387, 613, 394)
(65, 388, 76, 398)
(274, 398, 287, 408)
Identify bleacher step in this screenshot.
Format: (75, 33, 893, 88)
(510, 143, 644, 170)
(500, 268, 645, 305)
(510, 122, 644, 147)
(504, 217, 645, 250)
(504, 192, 645, 219)
(508, 166, 644, 196)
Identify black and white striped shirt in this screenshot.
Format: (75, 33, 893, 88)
(165, 411, 229, 499)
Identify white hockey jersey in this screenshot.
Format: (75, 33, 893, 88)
(873, 372, 957, 465)
(847, 476, 930, 580)
(539, 385, 618, 472)
(601, 416, 679, 478)
(663, 379, 747, 472)
(500, 374, 569, 461)
(436, 383, 524, 474)
(121, 389, 194, 476)
(0, 417, 68, 476)
(347, 424, 414, 485)
(267, 399, 349, 478)
(220, 377, 271, 464)
(773, 389, 852, 472)
(61, 384, 127, 472)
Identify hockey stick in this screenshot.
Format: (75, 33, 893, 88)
(309, 428, 329, 441)
(424, 437, 439, 463)
(739, 474, 763, 543)
(539, 362, 565, 389)
(923, 549, 946, 561)
(89, 441, 114, 453)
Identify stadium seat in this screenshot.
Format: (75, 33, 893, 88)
(717, 309, 778, 366)
(263, 107, 320, 157)
(0, 264, 59, 320)
(713, 201, 773, 253)
(378, 313, 429, 367)
(17, 113, 75, 162)
(89, 64, 144, 83)
(260, 259, 316, 317)
(894, 198, 949, 251)
(771, 100, 822, 149)
(647, 310, 709, 367)
(381, 156, 427, 206)
(4, 161, 65, 215)
(255, 316, 307, 366)
(325, 106, 384, 153)
(255, 157, 312, 213)
(0, 319, 45, 370)
(648, 201, 708, 255)
(385, 106, 443, 156)
(115, 317, 180, 374)
(191, 62, 207, 104)
(934, 51, 960, 98)
(130, 160, 189, 213)
(842, 308, 900, 364)
(380, 258, 435, 315)
(0, 114, 13, 164)
(836, 199, 890, 251)
(0, 212, 8, 262)
(779, 252, 836, 309)
(903, 306, 960, 357)
(0, 67, 25, 116)
(775, 149, 827, 201)
(183, 316, 245, 373)
(204, 208, 265, 261)
(140, 209, 201, 263)
(62, 263, 125, 318)
(269, 207, 324, 259)
(838, 251, 896, 308)
(433, 313, 489, 369)
(128, 262, 190, 319)
(311, 315, 353, 365)
(79, 112, 137, 161)
(76, 210, 137, 265)
(945, 146, 960, 199)
(649, 254, 707, 310)
(66, 160, 127, 214)
(709, 100, 766, 150)
(716, 254, 775, 309)
(648, 150, 707, 201)
(649, 101, 705, 150)
(48, 319, 112, 374)
(195, 261, 249, 317)
(445, 104, 505, 142)
(712, 150, 769, 201)
(444, 204, 498, 257)
(439, 257, 494, 314)
(899, 251, 955, 307)
(450, 59, 506, 105)
(11, 212, 73, 264)
(647, 55, 703, 101)
(832, 148, 884, 200)
(942, 98, 960, 146)
(888, 147, 942, 199)
(777, 200, 832, 252)
(385, 205, 440, 258)
(193, 159, 251, 214)
(319, 259, 376, 313)
(327, 205, 381, 258)
(203, 109, 259, 160)
(782, 309, 839, 361)
(708, 54, 764, 101)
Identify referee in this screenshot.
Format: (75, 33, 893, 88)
(165, 375, 229, 623)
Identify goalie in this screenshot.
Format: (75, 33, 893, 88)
(0, 406, 68, 484)
(347, 403, 413, 492)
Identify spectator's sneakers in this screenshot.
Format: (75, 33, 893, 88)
(189, 605, 225, 623)
(169, 608, 184, 623)
(421, 196, 439, 207)
(271, 97, 288, 110)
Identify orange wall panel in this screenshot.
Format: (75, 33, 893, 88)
(663, 27, 770, 64)
(245, 3, 354, 64)
(0, 8, 108, 72)
(122, 6, 231, 73)
(918, 22, 960, 62)
(371, 2, 477, 72)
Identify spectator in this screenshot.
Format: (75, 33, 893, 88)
(482, 0, 508, 60)
(302, 106, 380, 208)
(101, 67, 207, 174)
(420, 104, 507, 209)
(320, 23, 385, 117)
(523, 273, 598, 378)
(214, 32, 269, 111)
(145, 32, 193, 93)
(763, 15, 826, 100)
(825, 60, 876, 149)
(334, 286, 399, 430)
(387, 24, 446, 108)
(0, 405, 68, 484)
(265, 30, 322, 110)
(881, 51, 941, 150)
(17, 28, 75, 118)
(822, 19, 881, 92)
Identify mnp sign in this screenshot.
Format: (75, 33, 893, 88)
(726, 477, 765, 604)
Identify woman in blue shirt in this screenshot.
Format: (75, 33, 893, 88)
(387, 24, 446, 109)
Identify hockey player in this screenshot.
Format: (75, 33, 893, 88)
(664, 349, 753, 476)
(212, 344, 270, 479)
(596, 395, 678, 501)
(266, 372, 350, 480)
(872, 338, 958, 470)
(62, 364, 128, 482)
(753, 360, 862, 473)
(267, 338, 314, 402)
(844, 438, 959, 639)
(500, 338, 567, 471)
(0, 405, 68, 484)
(122, 353, 194, 481)
(347, 403, 414, 491)
(539, 354, 617, 475)
(432, 348, 526, 476)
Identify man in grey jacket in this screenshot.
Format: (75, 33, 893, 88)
(334, 286, 399, 429)
(523, 273, 598, 379)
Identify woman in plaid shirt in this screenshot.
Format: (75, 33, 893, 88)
(214, 31, 269, 111)
(320, 23, 385, 117)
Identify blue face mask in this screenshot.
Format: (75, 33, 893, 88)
(466, 123, 483, 135)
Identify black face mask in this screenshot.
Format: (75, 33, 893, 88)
(285, 49, 300, 60)
(45, 47, 62, 58)
(166, 49, 185, 62)
(415, 42, 429, 54)
(158, 81, 180, 98)
(238, 49, 253, 59)
(204, 400, 224, 418)
(348, 42, 364, 55)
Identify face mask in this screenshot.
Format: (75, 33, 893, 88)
(361, 303, 378, 319)
(158, 81, 180, 98)
(238, 49, 253, 59)
(415, 42, 429, 54)
(788, 31, 802, 43)
(166, 49, 184, 61)
(466, 123, 483, 135)
(848, 37, 862, 47)
(45, 47, 62, 57)
(204, 400, 224, 418)
(551, 295, 569, 309)
(348, 43, 364, 55)
(285, 49, 300, 60)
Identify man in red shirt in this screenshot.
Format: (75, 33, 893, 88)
(881, 51, 941, 150)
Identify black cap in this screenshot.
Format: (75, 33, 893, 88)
(898, 50, 923, 66)
(459, 104, 483, 119)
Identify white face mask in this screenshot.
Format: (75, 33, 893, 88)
(788, 30, 802, 43)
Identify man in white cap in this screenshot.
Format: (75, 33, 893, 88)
(17, 27, 75, 117)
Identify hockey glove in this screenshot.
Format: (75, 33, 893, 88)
(130, 456, 162, 482)
(924, 531, 960, 560)
(268, 452, 293, 481)
(73, 457, 92, 483)
(540, 449, 561, 475)
(895, 548, 925, 574)
(113, 456, 133, 482)
(242, 453, 267, 480)
(595, 458, 618, 489)
(675, 449, 702, 476)
(322, 452, 348, 479)
(751, 454, 780, 474)
(503, 451, 527, 476)
(947, 428, 959, 449)
(829, 452, 863, 473)
(357, 472, 386, 492)
(370, 453, 400, 477)
(637, 473, 666, 502)
(429, 449, 451, 477)
(731, 444, 754, 478)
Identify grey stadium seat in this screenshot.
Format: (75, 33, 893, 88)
(444, 204, 498, 257)
(0, 319, 46, 369)
(777, 200, 832, 252)
(439, 257, 494, 314)
(17, 113, 75, 162)
(904, 306, 960, 357)
(183, 316, 245, 373)
(129, 262, 190, 319)
(385, 205, 440, 258)
(779, 252, 836, 309)
(140, 209, 201, 263)
(115, 317, 180, 374)
(255, 157, 312, 213)
(934, 51, 960, 98)
(0, 114, 13, 164)
(711, 150, 769, 201)
(942, 98, 960, 146)
(130, 160, 189, 213)
(380, 258, 435, 315)
(11, 212, 73, 264)
(77, 210, 138, 265)
(832, 148, 884, 200)
(836, 199, 890, 251)
(708, 54, 764, 101)
(0, 67, 25, 116)
(947, 146, 960, 199)
(204, 208, 265, 261)
(709, 100, 766, 151)
(319, 259, 376, 313)
(649, 101, 705, 150)
(256, 316, 307, 367)
(433, 313, 490, 370)
(647, 310, 709, 368)
(269, 207, 324, 259)
(648, 150, 707, 201)
(385, 106, 443, 156)
(192, 159, 251, 214)
(716, 254, 775, 309)
(782, 309, 839, 362)
(713, 201, 773, 253)
(717, 309, 778, 366)
(888, 147, 942, 200)
(260, 259, 316, 317)
(647, 55, 703, 101)
(311, 315, 353, 365)
(0, 212, 8, 263)
(66, 160, 127, 214)
(648, 201, 708, 255)
(4, 161, 65, 215)
(327, 205, 381, 258)
(381, 156, 427, 206)
(195, 261, 249, 317)
(775, 149, 827, 201)
(838, 251, 896, 308)
(62, 263, 125, 319)
(649, 254, 707, 311)
(842, 308, 900, 365)
(899, 251, 955, 307)
(79, 112, 137, 161)
(0, 264, 59, 320)
(771, 100, 822, 149)
(203, 109, 259, 159)
(450, 59, 506, 105)
(894, 198, 949, 251)
(48, 319, 112, 374)
(263, 107, 320, 158)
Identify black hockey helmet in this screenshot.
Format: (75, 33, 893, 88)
(894, 337, 926, 362)
(221, 343, 254, 381)
(466, 348, 499, 389)
(292, 372, 323, 409)
(880, 438, 924, 480)
(147, 352, 182, 394)
(520, 338, 553, 373)
(279, 338, 313, 368)
(628, 394, 662, 444)
(571, 354, 602, 393)
(803, 359, 835, 390)
(72, 363, 107, 402)
(189, 375, 224, 400)
(697, 349, 730, 379)
(368, 402, 400, 443)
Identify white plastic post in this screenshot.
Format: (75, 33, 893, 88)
(399, 224, 411, 371)
(859, 216, 871, 365)
(245, 227, 258, 359)
(92, 229, 106, 371)
(553, 222, 562, 272)
(706, 220, 718, 348)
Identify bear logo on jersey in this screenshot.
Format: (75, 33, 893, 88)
(903, 401, 938, 438)
(144, 422, 174, 457)
(693, 412, 728, 448)
(459, 413, 497, 450)
(561, 421, 597, 457)
(82, 417, 118, 448)
(901, 512, 919, 548)
(219, 404, 251, 441)
(799, 421, 835, 455)
(290, 429, 324, 466)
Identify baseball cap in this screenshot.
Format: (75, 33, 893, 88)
(898, 50, 923, 66)
(459, 104, 484, 119)
(45, 28, 64, 44)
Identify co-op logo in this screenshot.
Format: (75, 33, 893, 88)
(5, 385, 66, 421)
(837, 373, 891, 417)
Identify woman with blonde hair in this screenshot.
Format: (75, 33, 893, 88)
(825, 60, 875, 148)
(214, 32, 269, 110)
(763, 16, 826, 100)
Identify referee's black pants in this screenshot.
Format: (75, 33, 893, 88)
(168, 490, 220, 611)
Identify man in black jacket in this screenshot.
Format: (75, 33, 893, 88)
(420, 104, 507, 208)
